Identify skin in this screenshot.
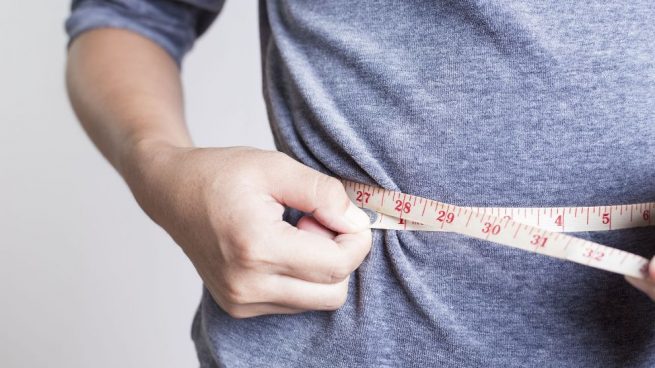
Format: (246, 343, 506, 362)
(66, 28, 655, 318)
(65, 28, 373, 318)
(626, 262, 655, 302)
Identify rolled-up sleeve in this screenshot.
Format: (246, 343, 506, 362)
(64, 0, 225, 65)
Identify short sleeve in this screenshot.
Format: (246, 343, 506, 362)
(64, 0, 226, 66)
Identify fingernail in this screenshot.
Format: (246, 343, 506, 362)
(344, 202, 372, 229)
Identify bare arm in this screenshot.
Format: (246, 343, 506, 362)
(65, 28, 373, 318)
(66, 28, 191, 176)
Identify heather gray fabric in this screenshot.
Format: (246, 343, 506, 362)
(66, 1, 655, 366)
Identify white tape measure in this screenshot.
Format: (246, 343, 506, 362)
(341, 179, 654, 279)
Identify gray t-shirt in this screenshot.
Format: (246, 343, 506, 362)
(66, 1, 655, 366)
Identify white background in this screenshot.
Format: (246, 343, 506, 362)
(0, 1, 273, 366)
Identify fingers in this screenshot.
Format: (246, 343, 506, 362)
(221, 272, 351, 313)
(203, 152, 376, 318)
(265, 153, 371, 233)
(215, 213, 370, 315)
(266, 220, 372, 284)
(220, 302, 307, 319)
(648, 255, 655, 280)
(263, 274, 351, 310)
(625, 276, 655, 301)
(625, 255, 655, 301)
(296, 215, 337, 239)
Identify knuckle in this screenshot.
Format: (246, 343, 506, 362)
(313, 175, 348, 210)
(344, 257, 364, 276)
(343, 231, 373, 260)
(334, 236, 372, 272)
(230, 234, 268, 269)
(327, 264, 351, 284)
(234, 244, 260, 267)
(323, 285, 349, 310)
(354, 229, 373, 247)
(360, 231, 374, 252)
(223, 222, 247, 245)
(223, 280, 251, 305)
(223, 304, 251, 319)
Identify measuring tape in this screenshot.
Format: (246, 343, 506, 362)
(341, 179, 654, 279)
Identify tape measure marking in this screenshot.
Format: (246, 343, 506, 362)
(341, 179, 652, 279)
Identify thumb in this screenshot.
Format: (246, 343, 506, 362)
(267, 156, 371, 233)
(625, 255, 655, 301)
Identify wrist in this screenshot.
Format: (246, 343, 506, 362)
(117, 136, 194, 228)
(118, 135, 187, 190)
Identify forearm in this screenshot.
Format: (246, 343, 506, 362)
(65, 28, 192, 180)
(63, 21, 373, 321)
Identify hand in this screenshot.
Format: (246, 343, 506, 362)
(124, 142, 373, 318)
(625, 256, 655, 301)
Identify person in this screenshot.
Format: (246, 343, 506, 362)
(64, 1, 655, 366)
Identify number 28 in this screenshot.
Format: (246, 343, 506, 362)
(395, 200, 411, 214)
